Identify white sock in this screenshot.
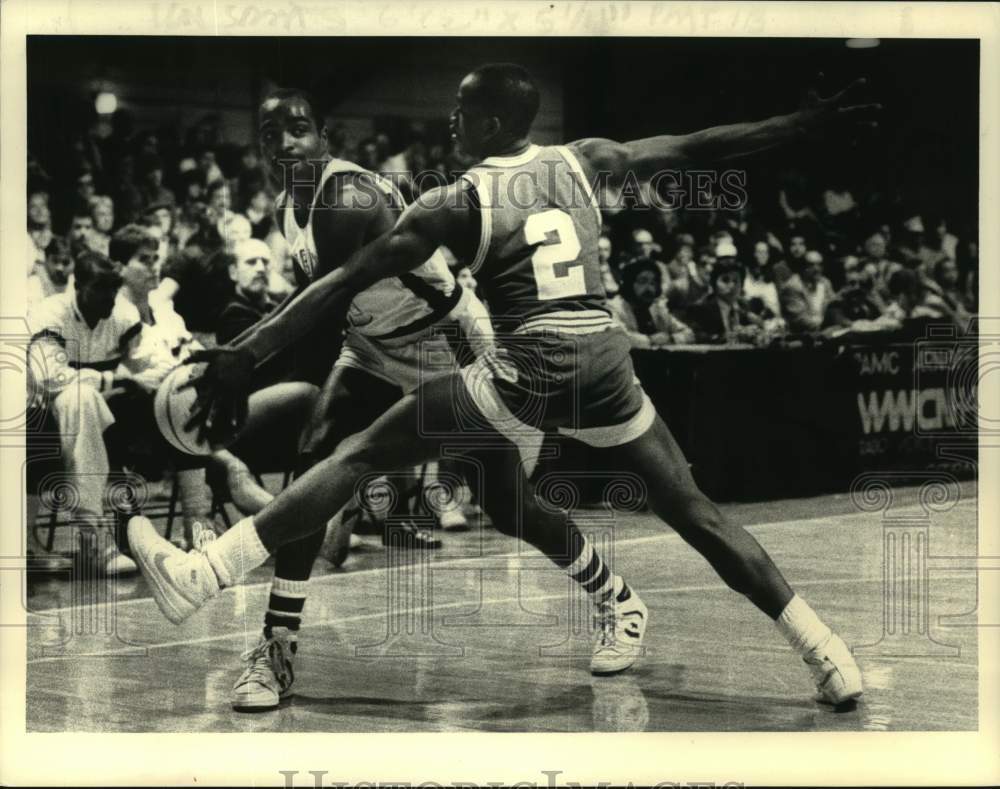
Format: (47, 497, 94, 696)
(775, 595, 831, 655)
(203, 517, 271, 588)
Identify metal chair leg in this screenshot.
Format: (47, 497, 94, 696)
(164, 475, 181, 542)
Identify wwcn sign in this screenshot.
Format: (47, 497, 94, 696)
(857, 387, 958, 434)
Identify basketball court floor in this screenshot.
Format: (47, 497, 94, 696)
(25, 483, 979, 732)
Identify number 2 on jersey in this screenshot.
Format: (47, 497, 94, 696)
(525, 209, 584, 300)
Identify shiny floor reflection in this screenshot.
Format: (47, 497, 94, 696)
(26, 485, 979, 731)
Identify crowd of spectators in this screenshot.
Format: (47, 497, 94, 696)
(27, 107, 979, 355)
(600, 185, 978, 349)
(25, 111, 468, 344)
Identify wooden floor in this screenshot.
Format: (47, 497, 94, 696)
(26, 484, 980, 732)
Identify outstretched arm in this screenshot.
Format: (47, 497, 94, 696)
(572, 77, 879, 182)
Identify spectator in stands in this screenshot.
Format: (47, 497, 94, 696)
(217, 238, 277, 345)
(608, 258, 694, 349)
(137, 154, 176, 208)
(244, 187, 277, 241)
(27, 236, 74, 309)
(237, 145, 268, 205)
(142, 200, 175, 248)
(743, 239, 782, 319)
(957, 239, 979, 310)
(860, 230, 900, 297)
(823, 258, 899, 335)
(786, 232, 809, 267)
(71, 167, 98, 218)
(885, 268, 962, 333)
(26, 251, 156, 575)
(598, 235, 620, 296)
(780, 250, 835, 333)
(929, 215, 960, 262)
(205, 180, 233, 225)
(916, 213, 954, 277)
(198, 148, 225, 186)
(155, 208, 241, 342)
(663, 238, 694, 299)
(687, 259, 765, 345)
(68, 211, 96, 249)
(927, 257, 974, 328)
(179, 168, 207, 210)
(90, 195, 115, 250)
(112, 153, 144, 225)
(28, 189, 54, 272)
(894, 214, 925, 269)
(630, 228, 661, 261)
(665, 243, 711, 315)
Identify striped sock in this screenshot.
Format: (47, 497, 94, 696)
(263, 577, 306, 651)
(565, 535, 621, 603)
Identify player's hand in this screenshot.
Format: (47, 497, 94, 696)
(181, 347, 255, 447)
(798, 74, 881, 135)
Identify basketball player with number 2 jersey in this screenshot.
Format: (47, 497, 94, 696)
(133, 64, 876, 706)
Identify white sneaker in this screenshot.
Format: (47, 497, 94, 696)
(804, 632, 863, 705)
(127, 516, 220, 625)
(590, 584, 648, 675)
(103, 544, 138, 576)
(231, 628, 297, 711)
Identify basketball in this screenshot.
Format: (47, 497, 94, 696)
(154, 363, 212, 456)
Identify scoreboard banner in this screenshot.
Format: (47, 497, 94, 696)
(624, 333, 977, 501)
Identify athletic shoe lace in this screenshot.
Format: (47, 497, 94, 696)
(239, 637, 282, 686)
(595, 599, 617, 649)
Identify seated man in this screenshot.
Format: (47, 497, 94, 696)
(779, 249, 835, 334)
(686, 259, 766, 344)
(27, 251, 151, 575)
(822, 257, 900, 336)
(607, 258, 694, 349)
(216, 238, 278, 346)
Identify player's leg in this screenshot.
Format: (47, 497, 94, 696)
(128, 372, 465, 623)
(451, 440, 645, 675)
(607, 412, 862, 703)
(609, 414, 793, 613)
(231, 366, 401, 711)
(217, 381, 320, 516)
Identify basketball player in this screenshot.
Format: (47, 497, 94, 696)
(132, 64, 879, 704)
(193, 89, 494, 711)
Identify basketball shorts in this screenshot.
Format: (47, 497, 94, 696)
(334, 328, 457, 395)
(458, 324, 656, 475)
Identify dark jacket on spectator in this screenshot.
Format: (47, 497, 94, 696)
(686, 296, 760, 344)
(216, 290, 276, 346)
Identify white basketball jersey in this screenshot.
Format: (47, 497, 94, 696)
(279, 159, 459, 339)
